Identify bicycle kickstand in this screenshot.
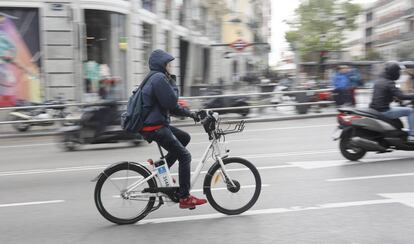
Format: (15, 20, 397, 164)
(147, 197, 164, 214)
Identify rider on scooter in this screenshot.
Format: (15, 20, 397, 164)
(139, 49, 207, 209)
(370, 61, 414, 142)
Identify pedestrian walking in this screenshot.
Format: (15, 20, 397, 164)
(331, 65, 351, 107)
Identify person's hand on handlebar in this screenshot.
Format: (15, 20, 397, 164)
(190, 111, 201, 122)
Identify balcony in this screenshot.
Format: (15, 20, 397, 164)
(374, 33, 402, 45)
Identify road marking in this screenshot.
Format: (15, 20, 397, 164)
(242, 149, 339, 159)
(288, 157, 404, 169)
(327, 172, 414, 182)
(190, 139, 263, 145)
(0, 150, 335, 177)
(244, 124, 335, 133)
(189, 124, 335, 136)
(0, 165, 107, 176)
(0, 200, 65, 208)
(191, 184, 270, 193)
(0, 143, 57, 149)
(138, 193, 409, 225)
(0, 124, 335, 148)
(112, 184, 270, 198)
(110, 165, 295, 181)
(1, 152, 405, 178)
(379, 193, 414, 208)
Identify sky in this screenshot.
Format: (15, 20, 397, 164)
(270, 0, 377, 66)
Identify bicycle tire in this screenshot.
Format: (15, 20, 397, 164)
(203, 157, 261, 215)
(94, 162, 156, 224)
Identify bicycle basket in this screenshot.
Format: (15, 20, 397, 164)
(217, 120, 245, 135)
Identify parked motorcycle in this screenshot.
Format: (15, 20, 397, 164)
(334, 105, 414, 161)
(58, 101, 144, 151)
(8, 99, 68, 132)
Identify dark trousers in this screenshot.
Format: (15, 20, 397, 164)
(333, 88, 350, 106)
(141, 126, 191, 198)
(348, 87, 356, 106)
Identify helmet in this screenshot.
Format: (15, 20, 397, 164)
(384, 61, 403, 81)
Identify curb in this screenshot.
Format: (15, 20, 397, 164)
(0, 112, 337, 139)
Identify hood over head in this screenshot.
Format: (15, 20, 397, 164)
(149, 49, 175, 73)
(383, 61, 403, 81)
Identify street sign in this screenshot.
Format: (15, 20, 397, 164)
(229, 39, 251, 52)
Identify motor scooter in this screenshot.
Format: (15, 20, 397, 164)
(9, 99, 68, 132)
(334, 103, 414, 161)
(59, 101, 143, 151)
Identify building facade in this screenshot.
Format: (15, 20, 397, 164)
(363, 0, 414, 60)
(217, 0, 270, 85)
(0, 0, 236, 106)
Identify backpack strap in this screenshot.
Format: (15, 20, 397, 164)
(138, 71, 159, 89)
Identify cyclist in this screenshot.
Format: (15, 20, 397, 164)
(139, 49, 207, 209)
(370, 62, 414, 142)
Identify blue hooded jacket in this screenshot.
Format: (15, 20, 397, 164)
(141, 49, 191, 126)
(332, 72, 349, 90)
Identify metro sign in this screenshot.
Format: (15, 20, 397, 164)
(229, 39, 251, 52)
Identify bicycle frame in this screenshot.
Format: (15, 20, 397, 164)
(124, 134, 233, 197)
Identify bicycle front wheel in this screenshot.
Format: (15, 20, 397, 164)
(203, 157, 261, 215)
(94, 162, 156, 224)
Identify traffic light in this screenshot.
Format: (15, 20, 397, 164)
(319, 51, 328, 64)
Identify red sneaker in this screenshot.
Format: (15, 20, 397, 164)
(179, 195, 207, 209)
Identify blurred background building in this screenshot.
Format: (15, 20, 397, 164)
(344, 0, 414, 62)
(0, 0, 271, 105)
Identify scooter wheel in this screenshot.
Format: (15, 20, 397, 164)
(13, 123, 30, 132)
(340, 137, 366, 161)
(9, 115, 31, 132)
(61, 133, 79, 151)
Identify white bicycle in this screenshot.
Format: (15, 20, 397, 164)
(93, 110, 262, 225)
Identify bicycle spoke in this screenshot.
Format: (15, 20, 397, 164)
(96, 166, 155, 224)
(206, 158, 261, 215)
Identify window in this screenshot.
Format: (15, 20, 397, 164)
(177, 0, 187, 26)
(165, 0, 172, 19)
(142, 0, 155, 12)
(366, 27, 373, 37)
(165, 30, 171, 53)
(84, 10, 127, 100)
(0, 7, 41, 105)
(201, 6, 208, 34)
(142, 23, 153, 66)
(366, 12, 373, 22)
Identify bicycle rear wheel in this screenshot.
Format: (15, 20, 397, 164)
(203, 157, 261, 215)
(94, 162, 156, 224)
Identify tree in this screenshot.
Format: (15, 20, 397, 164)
(285, 0, 361, 62)
(365, 49, 383, 61)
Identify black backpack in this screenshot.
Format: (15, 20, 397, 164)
(121, 71, 158, 133)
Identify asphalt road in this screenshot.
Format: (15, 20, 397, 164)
(1, 117, 414, 244)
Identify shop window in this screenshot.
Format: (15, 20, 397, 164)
(0, 8, 41, 106)
(142, 23, 153, 66)
(84, 10, 127, 101)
